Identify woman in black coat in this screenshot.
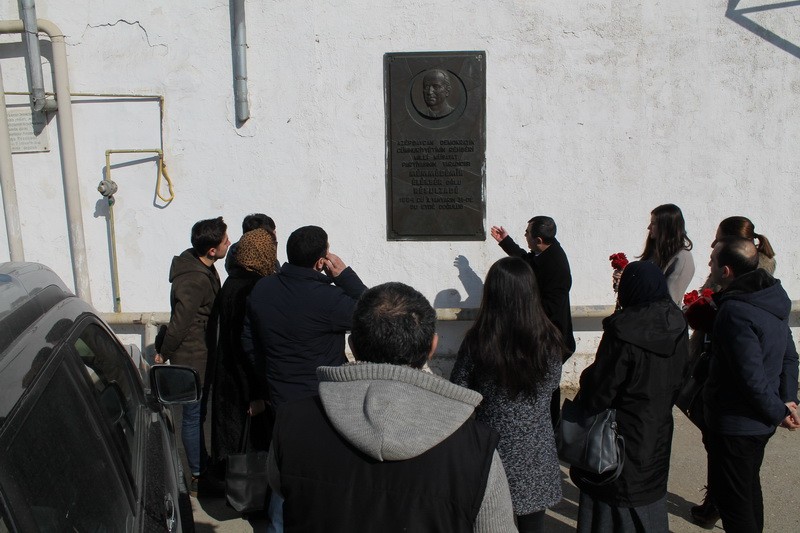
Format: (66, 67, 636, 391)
(210, 228, 278, 467)
(571, 261, 689, 533)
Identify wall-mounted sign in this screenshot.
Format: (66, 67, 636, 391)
(8, 107, 49, 153)
(384, 51, 486, 241)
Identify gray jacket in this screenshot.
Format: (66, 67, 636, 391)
(268, 363, 518, 533)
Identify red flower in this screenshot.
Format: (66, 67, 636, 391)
(683, 290, 700, 307)
(609, 252, 629, 271)
(683, 289, 716, 332)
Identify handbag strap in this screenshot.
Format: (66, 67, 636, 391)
(238, 413, 252, 454)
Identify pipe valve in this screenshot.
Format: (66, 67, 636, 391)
(97, 179, 118, 197)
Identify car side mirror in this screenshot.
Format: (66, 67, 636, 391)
(149, 365, 201, 404)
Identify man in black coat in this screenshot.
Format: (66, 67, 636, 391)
(491, 216, 575, 427)
(703, 237, 799, 532)
(242, 225, 367, 408)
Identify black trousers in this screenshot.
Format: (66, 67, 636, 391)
(707, 431, 772, 533)
(517, 510, 545, 533)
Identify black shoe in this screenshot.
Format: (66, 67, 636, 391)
(690, 486, 720, 529)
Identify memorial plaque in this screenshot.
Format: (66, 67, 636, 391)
(8, 108, 49, 153)
(385, 51, 486, 240)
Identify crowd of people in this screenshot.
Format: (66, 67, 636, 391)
(153, 206, 799, 533)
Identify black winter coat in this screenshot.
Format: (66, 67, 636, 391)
(211, 267, 272, 462)
(571, 298, 689, 507)
(161, 249, 221, 386)
(273, 396, 498, 533)
(499, 237, 576, 354)
(242, 263, 367, 407)
(704, 269, 799, 435)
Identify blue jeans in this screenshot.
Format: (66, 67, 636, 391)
(181, 400, 207, 476)
(266, 493, 284, 533)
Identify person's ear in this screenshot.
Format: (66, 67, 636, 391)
(427, 333, 439, 361)
(314, 256, 326, 271)
(722, 265, 734, 280)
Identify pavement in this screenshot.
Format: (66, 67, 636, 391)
(188, 397, 800, 532)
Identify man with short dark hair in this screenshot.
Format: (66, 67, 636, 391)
(156, 216, 230, 493)
(491, 216, 575, 426)
(226, 213, 278, 274)
(704, 236, 799, 532)
(243, 225, 367, 407)
(267, 282, 517, 532)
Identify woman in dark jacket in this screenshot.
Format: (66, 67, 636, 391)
(572, 261, 689, 533)
(211, 228, 278, 467)
(451, 257, 566, 533)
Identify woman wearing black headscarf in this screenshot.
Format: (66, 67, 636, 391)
(571, 261, 690, 533)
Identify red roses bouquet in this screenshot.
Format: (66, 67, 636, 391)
(683, 288, 716, 332)
(609, 252, 629, 292)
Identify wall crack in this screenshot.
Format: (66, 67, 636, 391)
(71, 20, 168, 51)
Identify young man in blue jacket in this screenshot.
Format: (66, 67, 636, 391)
(704, 236, 800, 532)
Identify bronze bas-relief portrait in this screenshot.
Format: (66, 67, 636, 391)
(420, 69, 454, 119)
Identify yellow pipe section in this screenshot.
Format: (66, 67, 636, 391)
(104, 149, 174, 312)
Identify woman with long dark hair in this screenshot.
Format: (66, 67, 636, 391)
(688, 216, 776, 527)
(572, 261, 689, 533)
(450, 256, 566, 533)
(638, 203, 695, 304)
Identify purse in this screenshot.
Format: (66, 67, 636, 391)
(225, 414, 269, 513)
(557, 398, 625, 485)
(676, 349, 710, 431)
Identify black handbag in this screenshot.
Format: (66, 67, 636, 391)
(557, 398, 625, 485)
(676, 350, 710, 431)
(225, 415, 269, 513)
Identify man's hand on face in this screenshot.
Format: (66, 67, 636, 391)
(490, 226, 508, 243)
(323, 253, 347, 278)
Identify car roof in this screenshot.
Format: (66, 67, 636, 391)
(0, 263, 74, 359)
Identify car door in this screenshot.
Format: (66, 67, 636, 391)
(67, 316, 186, 532)
(0, 336, 135, 531)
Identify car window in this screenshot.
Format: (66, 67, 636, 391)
(0, 362, 131, 531)
(73, 322, 144, 472)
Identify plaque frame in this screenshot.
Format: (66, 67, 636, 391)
(384, 51, 486, 241)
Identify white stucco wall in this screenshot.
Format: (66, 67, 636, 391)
(2, 2, 799, 371)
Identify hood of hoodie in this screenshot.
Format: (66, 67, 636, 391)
(604, 298, 687, 356)
(715, 269, 790, 321)
(168, 248, 214, 283)
(316, 363, 482, 462)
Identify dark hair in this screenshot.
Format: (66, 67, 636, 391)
(716, 236, 759, 278)
(459, 257, 565, 398)
(639, 204, 693, 269)
(527, 216, 557, 244)
(716, 216, 774, 259)
(286, 226, 328, 268)
(191, 216, 227, 256)
(242, 213, 276, 234)
(349, 282, 436, 369)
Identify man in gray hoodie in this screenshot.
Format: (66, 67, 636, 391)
(267, 282, 516, 532)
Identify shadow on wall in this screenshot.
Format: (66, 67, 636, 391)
(726, 0, 800, 60)
(433, 255, 484, 310)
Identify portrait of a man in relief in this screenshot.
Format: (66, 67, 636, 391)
(421, 69, 454, 118)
